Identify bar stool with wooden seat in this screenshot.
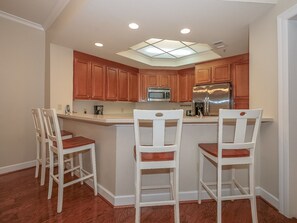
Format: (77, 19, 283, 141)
(133, 109, 183, 223)
(42, 108, 98, 213)
(198, 109, 262, 223)
(32, 108, 73, 186)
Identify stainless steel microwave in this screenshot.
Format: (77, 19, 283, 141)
(147, 87, 171, 102)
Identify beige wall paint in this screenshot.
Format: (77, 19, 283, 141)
(50, 44, 73, 113)
(0, 18, 45, 167)
(288, 19, 297, 217)
(250, 0, 297, 200)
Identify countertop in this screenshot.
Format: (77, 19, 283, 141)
(58, 113, 273, 125)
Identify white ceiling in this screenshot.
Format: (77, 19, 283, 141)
(0, 0, 276, 69)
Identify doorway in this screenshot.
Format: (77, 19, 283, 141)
(278, 3, 297, 218)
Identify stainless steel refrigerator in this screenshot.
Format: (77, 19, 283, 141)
(192, 83, 232, 116)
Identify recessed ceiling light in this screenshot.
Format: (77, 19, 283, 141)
(129, 23, 139, 30)
(180, 28, 191, 34)
(95, 42, 103, 47)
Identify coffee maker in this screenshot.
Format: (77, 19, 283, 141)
(191, 101, 205, 117)
(94, 105, 103, 115)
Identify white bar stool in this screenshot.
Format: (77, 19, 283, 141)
(32, 108, 73, 186)
(198, 109, 262, 223)
(42, 108, 97, 213)
(133, 109, 183, 223)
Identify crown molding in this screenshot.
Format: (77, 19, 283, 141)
(0, 10, 44, 31)
(43, 0, 70, 30)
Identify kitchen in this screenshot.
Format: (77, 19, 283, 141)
(1, 0, 297, 222)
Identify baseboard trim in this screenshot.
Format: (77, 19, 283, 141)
(256, 186, 279, 209)
(111, 187, 280, 208)
(0, 160, 36, 175)
(5, 162, 279, 210)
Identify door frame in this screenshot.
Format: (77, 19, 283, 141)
(277, 3, 297, 217)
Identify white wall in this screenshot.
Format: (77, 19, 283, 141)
(0, 17, 45, 167)
(250, 0, 297, 204)
(50, 44, 73, 113)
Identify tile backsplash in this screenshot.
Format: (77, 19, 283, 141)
(73, 100, 192, 115)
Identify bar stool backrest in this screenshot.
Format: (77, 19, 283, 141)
(133, 109, 183, 166)
(218, 109, 263, 159)
(32, 108, 46, 141)
(42, 109, 63, 155)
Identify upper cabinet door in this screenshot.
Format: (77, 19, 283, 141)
(159, 74, 170, 87)
(232, 61, 249, 109)
(129, 72, 139, 102)
(178, 68, 195, 102)
(178, 73, 189, 102)
(91, 62, 105, 100)
(105, 66, 118, 101)
(141, 74, 158, 101)
(73, 58, 91, 99)
(195, 66, 212, 85)
(212, 64, 231, 83)
(169, 74, 177, 102)
(118, 69, 129, 101)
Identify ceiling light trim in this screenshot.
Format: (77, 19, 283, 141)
(117, 49, 221, 67)
(131, 39, 204, 59)
(0, 10, 44, 31)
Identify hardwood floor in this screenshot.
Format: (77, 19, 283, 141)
(0, 168, 296, 223)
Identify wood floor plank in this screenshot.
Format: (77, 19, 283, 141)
(0, 168, 296, 223)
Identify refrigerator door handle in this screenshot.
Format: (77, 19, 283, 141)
(203, 98, 207, 115)
(204, 97, 209, 116)
(207, 97, 210, 115)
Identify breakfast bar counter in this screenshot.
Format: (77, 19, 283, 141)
(58, 113, 272, 206)
(58, 113, 273, 125)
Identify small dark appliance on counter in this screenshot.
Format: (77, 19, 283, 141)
(94, 105, 104, 115)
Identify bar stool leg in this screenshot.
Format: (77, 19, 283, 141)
(217, 163, 222, 223)
(79, 153, 84, 185)
(174, 167, 180, 223)
(249, 164, 258, 223)
(40, 142, 46, 186)
(35, 140, 40, 178)
(169, 169, 174, 200)
(91, 146, 97, 195)
(231, 167, 235, 200)
(57, 154, 65, 213)
(48, 149, 54, 200)
(198, 151, 204, 204)
(135, 165, 141, 223)
(70, 154, 74, 177)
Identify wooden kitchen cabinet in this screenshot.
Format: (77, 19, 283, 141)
(212, 64, 230, 83)
(178, 68, 195, 102)
(195, 66, 212, 85)
(232, 60, 249, 109)
(73, 57, 92, 99)
(195, 62, 231, 85)
(118, 69, 129, 101)
(195, 53, 249, 108)
(169, 74, 178, 102)
(159, 74, 170, 87)
(73, 51, 139, 102)
(105, 66, 118, 101)
(129, 72, 139, 102)
(91, 62, 105, 100)
(74, 56, 106, 100)
(139, 70, 178, 101)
